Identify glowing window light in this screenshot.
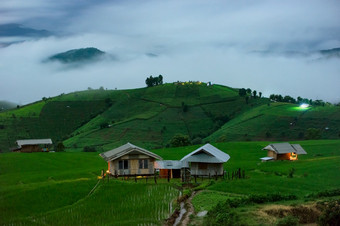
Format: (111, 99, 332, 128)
(300, 103, 309, 108)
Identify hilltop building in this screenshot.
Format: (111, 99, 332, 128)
(262, 143, 307, 161)
(13, 139, 53, 152)
(100, 143, 162, 176)
(180, 143, 230, 176)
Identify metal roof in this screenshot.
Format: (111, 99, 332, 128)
(154, 160, 188, 169)
(99, 143, 162, 162)
(291, 144, 307, 154)
(16, 139, 52, 146)
(263, 143, 307, 154)
(180, 143, 230, 163)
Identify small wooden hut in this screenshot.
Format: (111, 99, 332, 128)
(180, 143, 230, 176)
(262, 143, 307, 160)
(14, 139, 53, 152)
(154, 160, 188, 178)
(100, 143, 162, 176)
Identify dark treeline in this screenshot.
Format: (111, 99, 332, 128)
(145, 75, 163, 87)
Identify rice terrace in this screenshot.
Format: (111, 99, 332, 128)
(0, 82, 339, 226)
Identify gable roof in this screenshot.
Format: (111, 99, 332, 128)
(16, 139, 52, 147)
(263, 143, 307, 154)
(100, 142, 162, 162)
(180, 143, 230, 163)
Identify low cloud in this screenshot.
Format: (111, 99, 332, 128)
(0, 0, 339, 104)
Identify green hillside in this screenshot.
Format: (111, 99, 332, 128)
(206, 102, 340, 142)
(0, 83, 339, 152)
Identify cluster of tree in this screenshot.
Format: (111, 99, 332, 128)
(239, 88, 262, 104)
(270, 94, 327, 106)
(145, 75, 163, 87)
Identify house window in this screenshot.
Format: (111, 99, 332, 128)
(118, 160, 128, 169)
(139, 159, 149, 169)
(198, 163, 208, 170)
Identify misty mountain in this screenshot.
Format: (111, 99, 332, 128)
(0, 101, 17, 111)
(0, 23, 52, 37)
(320, 47, 340, 58)
(251, 47, 340, 59)
(48, 47, 106, 64)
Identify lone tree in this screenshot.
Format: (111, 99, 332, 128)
(252, 90, 257, 98)
(239, 88, 247, 97)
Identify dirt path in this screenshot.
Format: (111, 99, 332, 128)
(180, 190, 203, 226)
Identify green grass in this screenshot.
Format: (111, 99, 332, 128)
(1, 83, 339, 153)
(207, 103, 340, 142)
(1, 140, 340, 225)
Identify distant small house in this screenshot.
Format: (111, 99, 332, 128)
(180, 143, 230, 176)
(13, 139, 53, 152)
(262, 143, 307, 161)
(100, 143, 162, 176)
(154, 160, 189, 178)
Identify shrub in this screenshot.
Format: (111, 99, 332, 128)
(55, 142, 65, 152)
(83, 146, 96, 152)
(318, 200, 340, 226)
(100, 122, 109, 129)
(191, 137, 202, 145)
(170, 134, 191, 147)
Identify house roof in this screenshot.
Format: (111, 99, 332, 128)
(263, 143, 307, 154)
(154, 160, 189, 169)
(180, 143, 230, 163)
(16, 139, 52, 147)
(99, 142, 163, 162)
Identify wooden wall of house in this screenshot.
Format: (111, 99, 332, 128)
(190, 162, 224, 176)
(277, 153, 291, 160)
(20, 145, 42, 153)
(109, 154, 156, 175)
(267, 150, 277, 159)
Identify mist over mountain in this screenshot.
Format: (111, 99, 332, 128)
(47, 47, 106, 64)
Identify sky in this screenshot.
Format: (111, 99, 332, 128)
(0, 0, 340, 104)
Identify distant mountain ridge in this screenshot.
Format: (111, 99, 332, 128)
(0, 23, 52, 37)
(48, 47, 106, 64)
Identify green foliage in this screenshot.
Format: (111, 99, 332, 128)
(55, 142, 65, 152)
(306, 128, 321, 140)
(99, 122, 109, 129)
(238, 88, 247, 97)
(145, 75, 163, 87)
(317, 199, 340, 226)
(191, 137, 202, 145)
(170, 134, 191, 147)
(276, 216, 299, 226)
(83, 146, 96, 152)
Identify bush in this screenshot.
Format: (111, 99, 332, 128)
(100, 122, 109, 129)
(318, 200, 340, 226)
(83, 146, 96, 152)
(170, 134, 191, 147)
(55, 142, 65, 152)
(276, 216, 299, 226)
(191, 137, 202, 145)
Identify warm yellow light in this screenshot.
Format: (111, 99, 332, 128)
(290, 152, 298, 160)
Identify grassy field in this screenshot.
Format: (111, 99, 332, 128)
(1, 140, 339, 225)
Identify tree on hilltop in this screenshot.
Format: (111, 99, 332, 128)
(145, 75, 164, 87)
